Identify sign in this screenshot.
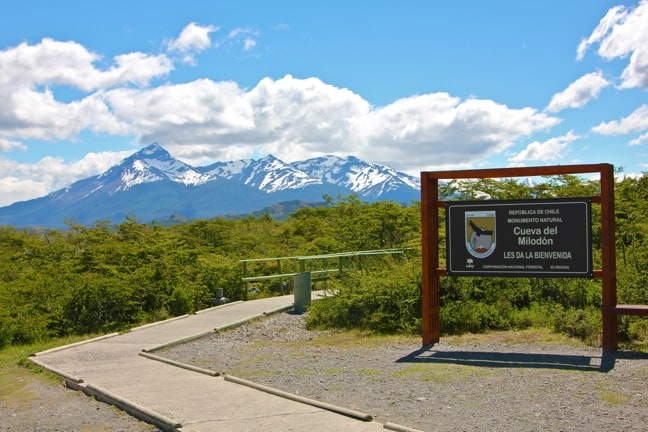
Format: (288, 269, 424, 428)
(446, 198, 592, 277)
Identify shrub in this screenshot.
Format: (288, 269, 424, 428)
(552, 306, 601, 345)
(307, 258, 421, 333)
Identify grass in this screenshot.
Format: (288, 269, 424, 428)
(293, 329, 420, 349)
(598, 386, 632, 406)
(393, 362, 492, 383)
(357, 368, 382, 377)
(322, 367, 345, 374)
(0, 334, 107, 407)
(268, 327, 591, 351)
(443, 328, 590, 346)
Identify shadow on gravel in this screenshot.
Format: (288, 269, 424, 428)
(397, 347, 648, 372)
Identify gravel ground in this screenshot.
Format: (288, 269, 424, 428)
(160, 311, 648, 432)
(3, 311, 647, 432)
(0, 373, 159, 432)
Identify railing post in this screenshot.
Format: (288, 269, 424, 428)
(242, 261, 248, 300)
(293, 271, 312, 313)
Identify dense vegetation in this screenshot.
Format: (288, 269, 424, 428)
(1, 175, 647, 350)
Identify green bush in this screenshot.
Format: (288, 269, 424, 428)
(307, 258, 421, 333)
(440, 300, 512, 334)
(552, 306, 601, 344)
(509, 302, 560, 329)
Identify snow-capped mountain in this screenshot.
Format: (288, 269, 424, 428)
(117, 142, 211, 189)
(0, 143, 421, 228)
(200, 153, 421, 198)
(292, 155, 420, 200)
(63, 143, 212, 201)
(200, 154, 322, 193)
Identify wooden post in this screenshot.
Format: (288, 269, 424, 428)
(421, 173, 440, 345)
(600, 164, 618, 351)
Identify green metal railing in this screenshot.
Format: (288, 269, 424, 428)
(240, 248, 406, 291)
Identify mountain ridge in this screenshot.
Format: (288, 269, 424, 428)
(0, 143, 421, 228)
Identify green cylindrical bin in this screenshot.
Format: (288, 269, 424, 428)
(293, 271, 311, 313)
(215, 287, 224, 299)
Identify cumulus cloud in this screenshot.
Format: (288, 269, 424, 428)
(508, 131, 580, 164)
(0, 151, 132, 207)
(577, 2, 648, 148)
(592, 104, 648, 136)
(0, 38, 172, 91)
(0, 175, 49, 207)
(0, 138, 26, 152)
(546, 71, 610, 113)
(353, 95, 558, 172)
(0, 88, 126, 140)
(96, 75, 557, 172)
(0, 37, 173, 142)
(166, 22, 218, 64)
(576, 5, 627, 60)
(577, 0, 648, 90)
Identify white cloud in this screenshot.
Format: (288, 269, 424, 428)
(243, 38, 257, 51)
(0, 37, 172, 142)
(0, 38, 172, 91)
(592, 104, 648, 135)
(508, 131, 579, 164)
(630, 131, 648, 146)
(577, 0, 648, 90)
(166, 22, 217, 64)
(244, 75, 371, 157)
(0, 151, 132, 207)
(576, 5, 627, 60)
(354, 94, 558, 172)
(0, 138, 26, 152)
(226, 28, 260, 53)
(103, 79, 256, 147)
(0, 88, 125, 140)
(106, 52, 174, 87)
(546, 71, 610, 113)
(0, 175, 49, 207)
(98, 75, 558, 173)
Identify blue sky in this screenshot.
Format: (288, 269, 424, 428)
(1, 0, 647, 206)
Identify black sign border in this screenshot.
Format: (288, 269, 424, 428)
(445, 198, 593, 278)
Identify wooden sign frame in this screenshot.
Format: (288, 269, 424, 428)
(421, 163, 646, 352)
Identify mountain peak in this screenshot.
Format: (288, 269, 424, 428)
(102, 143, 210, 191)
(139, 142, 169, 158)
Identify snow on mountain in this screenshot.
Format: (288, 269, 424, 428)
(115, 142, 211, 190)
(516, 176, 541, 188)
(200, 155, 322, 193)
(291, 155, 420, 198)
(64, 142, 212, 202)
(118, 145, 418, 198)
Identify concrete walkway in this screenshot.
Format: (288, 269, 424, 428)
(30, 293, 416, 432)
